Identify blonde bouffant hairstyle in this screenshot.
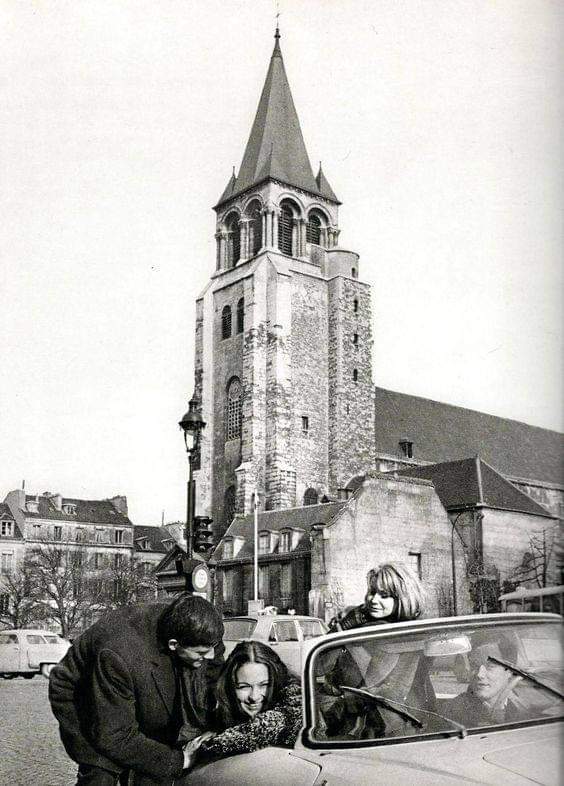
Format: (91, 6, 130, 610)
(366, 562, 425, 622)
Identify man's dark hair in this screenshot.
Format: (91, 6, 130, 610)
(157, 593, 223, 647)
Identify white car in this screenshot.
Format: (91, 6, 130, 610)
(0, 628, 71, 679)
(191, 613, 563, 785)
(222, 614, 328, 675)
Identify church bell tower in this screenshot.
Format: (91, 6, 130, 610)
(193, 29, 375, 540)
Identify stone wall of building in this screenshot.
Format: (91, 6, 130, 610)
(310, 474, 472, 620)
(512, 479, 564, 520)
(327, 277, 375, 493)
(289, 272, 330, 505)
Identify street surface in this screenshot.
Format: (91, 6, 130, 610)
(0, 676, 75, 786)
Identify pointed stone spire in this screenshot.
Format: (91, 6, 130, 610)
(216, 27, 334, 207)
(316, 162, 339, 203)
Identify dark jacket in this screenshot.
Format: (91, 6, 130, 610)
(49, 603, 221, 782)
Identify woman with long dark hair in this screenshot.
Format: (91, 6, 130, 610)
(180, 640, 302, 770)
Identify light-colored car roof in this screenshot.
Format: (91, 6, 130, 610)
(1, 628, 61, 635)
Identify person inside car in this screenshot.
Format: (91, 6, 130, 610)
(444, 633, 523, 726)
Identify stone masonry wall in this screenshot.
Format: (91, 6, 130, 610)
(289, 272, 330, 505)
(310, 474, 472, 620)
(327, 277, 375, 493)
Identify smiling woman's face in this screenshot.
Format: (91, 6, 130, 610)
(364, 588, 395, 619)
(234, 661, 270, 718)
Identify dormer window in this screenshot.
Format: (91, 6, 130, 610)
(63, 503, 77, 516)
(223, 539, 233, 559)
(137, 538, 149, 550)
(399, 439, 414, 459)
(26, 500, 39, 513)
(258, 532, 270, 555)
(279, 531, 291, 553)
(1, 521, 13, 537)
(162, 538, 174, 551)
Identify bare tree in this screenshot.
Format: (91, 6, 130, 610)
(98, 555, 158, 610)
(25, 545, 105, 638)
(0, 563, 45, 628)
(508, 526, 558, 589)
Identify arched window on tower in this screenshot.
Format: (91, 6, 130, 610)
(303, 488, 319, 506)
(306, 213, 321, 245)
(226, 214, 240, 267)
(247, 201, 263, 257)
(237, 297, 244, 333)
(278, 204, 294, 255)
(223, 485, 236, 533)
(221, 305, 232, 339)
(226, 377, 242, 441)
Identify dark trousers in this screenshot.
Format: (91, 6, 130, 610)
(76, 764, 130, 786)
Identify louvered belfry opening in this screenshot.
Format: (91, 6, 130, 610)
(306, 213, 321, 244)
(278, 205, 293, 255)
(226, 214, 240, 267)
(248, 201, 263, 256)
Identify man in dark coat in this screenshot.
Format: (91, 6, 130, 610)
(49, 594, 224, 786)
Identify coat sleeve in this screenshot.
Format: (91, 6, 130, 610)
(89, 648, 184, 780)
(200, 709, 287, 756)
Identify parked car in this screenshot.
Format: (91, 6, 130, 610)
(222, 613, 328, 675)
(190, 613, 563, 785)
(0, 629, 71, 679)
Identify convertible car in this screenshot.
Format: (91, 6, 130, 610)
(189, 613, 563, 786)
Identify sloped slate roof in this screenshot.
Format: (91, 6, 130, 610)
(214, 501, 346, 561)
(396, 458, 554, 517)
(216, 33, 338, 208)
(22, 494, 133, 526)
(316, 164, 338, 202)
(0, 502, 23, 539)
(133, 525, 169, 553)
(375, 386, 564, 486)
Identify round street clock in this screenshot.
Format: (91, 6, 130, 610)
(191, 563, 209, 592)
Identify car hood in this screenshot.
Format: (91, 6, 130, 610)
(292, 724, 563, 786)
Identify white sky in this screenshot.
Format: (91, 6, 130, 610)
(1, 0, 562, 527)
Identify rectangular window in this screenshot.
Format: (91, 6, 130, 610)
(114, 529, 124, 544)
(408, 551, 422, 579)
(1, 552, 13, 574)
(53, 525, 62, 541)
(279, 532, 291, 553)
(301, 416, 309, 436)
(93, 552, 104, 569)
(223, 569, 234, 602)
(0, 593, 9, 615)
(32, 524, 42, 538)
(258, 565, 269, 599)
(75, 528, 85, 542)
(1, 521, 13, 537)
(280, 562, 292, 598)
(113, 552, 124, 568)
(353, 333, 359, 346)
(223, 540, 233, 559)
(95, 528, 105, 543)
(258, 533, 270, 555)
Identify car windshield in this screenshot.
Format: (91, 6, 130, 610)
(308, 619, 563, 745)
(223, 619, 258, 639)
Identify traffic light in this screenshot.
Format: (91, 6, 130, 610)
(193, 515, 214, 553)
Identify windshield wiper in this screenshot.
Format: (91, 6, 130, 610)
(339, 685, 468, 739)
(488, 656, 564, 701)
(338, 685, 424, 728)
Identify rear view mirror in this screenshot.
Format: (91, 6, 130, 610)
(424, 635, 471, 657)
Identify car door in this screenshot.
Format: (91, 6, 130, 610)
(268, 620, 301, 674)
(0, 633, 21, 672)
(25, 633, 46, 669)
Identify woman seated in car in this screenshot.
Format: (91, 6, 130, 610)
(179, 640, 302, 772)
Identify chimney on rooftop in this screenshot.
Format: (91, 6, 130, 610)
(108, 495, 128, 516)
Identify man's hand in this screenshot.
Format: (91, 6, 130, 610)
(182, 731, 216, 770)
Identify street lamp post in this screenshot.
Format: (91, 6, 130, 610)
(178, 396, 206, 558)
